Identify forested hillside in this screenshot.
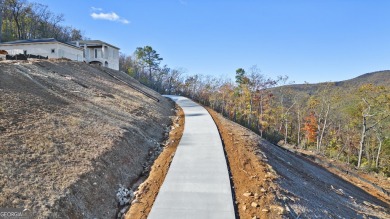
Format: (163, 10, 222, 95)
(269, 71, 390, 171)
(0, 0, 83, 43)
(280, 70, 390, 94)
(120, 47, 390, 176)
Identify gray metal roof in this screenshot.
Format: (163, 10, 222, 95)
(1, 38, 57, 44)
(0, 38, 83, 50)
(72, 40, 120, 50)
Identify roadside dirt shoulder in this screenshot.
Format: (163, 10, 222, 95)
(124, 105, 185, 219)
(208, 108, 389, 218)
(124, 104, 285, 219)
(207, 108, 284, 219)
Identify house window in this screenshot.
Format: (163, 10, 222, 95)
(51, 49, 55, 54)
(94, 49, 98, 58)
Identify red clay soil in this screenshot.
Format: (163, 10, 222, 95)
(124, 106, 185, 219)
(124, 106, 284, 219)
(210, 108, 389, 218)
(207, 108, 284, 219)
(125, 103, 389, 218)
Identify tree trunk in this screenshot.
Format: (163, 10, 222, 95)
(357, 116, 367, 168)
(366, 138, 371, 168)
(248, 95, 252, 127)
(375, 133, 382, 168)
(148, 66, 152, 83)
(316, 123, 321, 151)
(12, 11, 22, 39)
(297, 108, 301, 147)
(259, 93, 264, 137)
(318, 104, 330, 151)
(284, 116, 288, 144)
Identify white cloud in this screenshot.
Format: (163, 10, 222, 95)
(91, 12, 119, 21)
(91, 7, 103, 11)
(91, 12, 129, 24)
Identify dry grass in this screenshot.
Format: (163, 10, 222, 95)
(0, 61, 174, 218)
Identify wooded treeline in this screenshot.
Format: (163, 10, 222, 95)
(121, 46, 390, 175)
(0, 0, 83, 43)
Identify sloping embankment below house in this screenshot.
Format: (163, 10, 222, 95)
(0, 60, 175, 218)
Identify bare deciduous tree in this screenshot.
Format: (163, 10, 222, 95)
(1, 0, 83, 42)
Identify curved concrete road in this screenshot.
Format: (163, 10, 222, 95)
(148, 96, 235, 219)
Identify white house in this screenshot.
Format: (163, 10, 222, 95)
(0, 38, 83, 61)
(72, 40, 120, 70)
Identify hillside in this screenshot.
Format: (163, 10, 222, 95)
(280, 70, 390, 94)
(0, 60, 175, 218)
(336, 70, 390, 86)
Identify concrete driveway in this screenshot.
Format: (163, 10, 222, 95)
(148, 96, 235, 219)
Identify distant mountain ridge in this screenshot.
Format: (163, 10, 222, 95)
(280, 70, 390, 94)
(335, 70, 390, 87)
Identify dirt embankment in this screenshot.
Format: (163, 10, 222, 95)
(121, 103, 284, 219)
(279, 144, 390, 203)
(259, 140, 390, 218)
(207, 108, 284, 219)
(209, 109, 389, 218)
(119, 99, 388, 218)
(124, 106, 184, 219)
(0, 60, 175, 218)
(209, 108, 390, 218)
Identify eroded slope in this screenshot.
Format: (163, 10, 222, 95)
(0, 60, 175, 218)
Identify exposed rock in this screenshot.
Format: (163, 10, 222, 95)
(120, 206, 129, 214)
(251, 202, 259, 208)
(335, 189, 344, 196)
(270, 205, 285, 215)
(116, 185, 134, 206)
(243, 192, 253, 197)
(131, 199, 139, 205)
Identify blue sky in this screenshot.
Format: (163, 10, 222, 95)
(32, 0, 390, 84)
